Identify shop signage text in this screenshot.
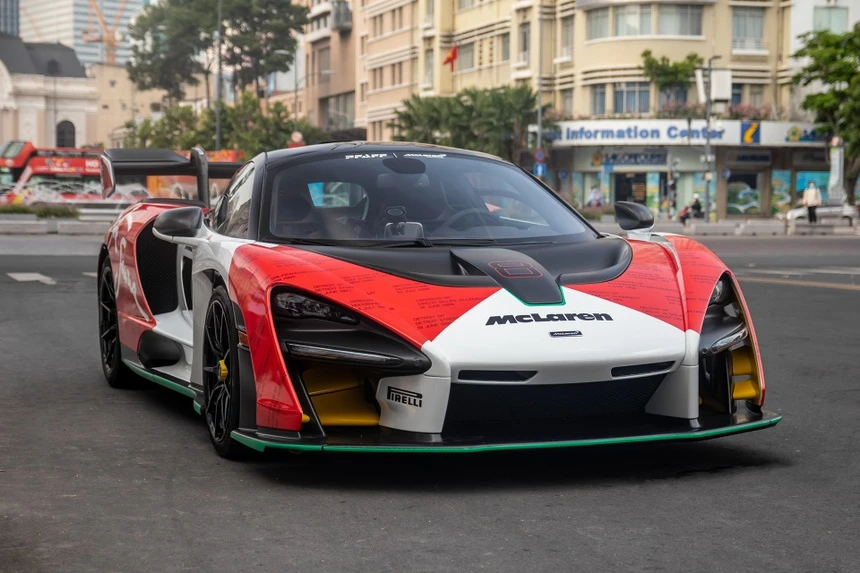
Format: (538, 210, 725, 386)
(563, 125, 724, 144)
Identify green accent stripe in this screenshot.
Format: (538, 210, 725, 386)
(230, 431, 324, 452)
(231, 416, 781, 454)
(193, 401, 203, 415)
(124, 361, 197, 399)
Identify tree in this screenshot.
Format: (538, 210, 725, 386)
(792, 24, 860, 204)
(126, 1, 209, 104)
(641, 50, 703, 106)
(222, 0, 308, 92)
(389, 85, 554, 165)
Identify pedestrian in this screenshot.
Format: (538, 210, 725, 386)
(801, 181, 821, 224)
(587, 185, 603, 207)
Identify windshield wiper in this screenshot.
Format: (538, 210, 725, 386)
(375, 238, 434, 247)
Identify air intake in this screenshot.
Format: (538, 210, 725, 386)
(610, 361, 675, 378)
(457, 370, 537, 382)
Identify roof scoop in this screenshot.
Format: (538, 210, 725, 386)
(450, 248, 563, 305)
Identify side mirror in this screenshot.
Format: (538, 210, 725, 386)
(153, 206, 203, 239)
(614, 201, 654, 231)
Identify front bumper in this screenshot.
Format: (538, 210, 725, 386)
(230, 409, 782, 453)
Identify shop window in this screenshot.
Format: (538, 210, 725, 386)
(732, 7, 765, 50)
(592, 84, 606, 115)
(813, 7, 849, 33)
(749, 85, 764, 107)
(615, 4, 651, 37)
(587, 7, 609, 40)
(657, 5, 702, 36)
(614, 82, 650, 114)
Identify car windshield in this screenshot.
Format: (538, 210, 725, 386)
(263, 152, 593, 246)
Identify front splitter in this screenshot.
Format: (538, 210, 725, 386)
(230, 410, 782, 454)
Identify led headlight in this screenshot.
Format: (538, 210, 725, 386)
(273, 292, 359, 325)
(709, 277, 731, 306)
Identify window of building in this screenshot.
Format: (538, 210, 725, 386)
(318, 48, 331, 82)
(360, 82, 367, 102)
(372, 15, 383, 36)
(592, 84, 606, 115)
(731, 83, 743, 106)
(813, 7, 849, 33)
(657, 4, 702, 36)
(426, 0, 434, 22)
(392, 61, 404, 84)
(150, 102, 162, 112)
(458, 42, 475, 70)
(615, 4, 651, 36)
(393, 6, 403, 29)
(586, 7, 609, 40)
(424, 49, 434, 85)
(518, 22, 530, 63)
(561, 16, 574, 58)
(613, 82, 650, 114)
(109, 80, 116, 88)
(749, 84, 764, 107)
(360, 35, 366, 55)
(658, 87, 687, 106)
(372, 68, 384, 90)
(561, 89, 573, 115)
(732, 7, 765, 50)
(457, 0, 474, 9)
(500, 33, 510, 61)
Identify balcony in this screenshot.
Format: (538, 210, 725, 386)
(732, 37, 767, 56)
(332, 1, 352, 33)
(309, 1, 332, 18)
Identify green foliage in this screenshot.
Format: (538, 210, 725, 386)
(792, 24, 860, 203)
(641, 50, 703, 103)
(0, 204, 80, 218)
(388, 84, 555, 165)
(122, 94, 354, 154)
(127, 0, 307, 102)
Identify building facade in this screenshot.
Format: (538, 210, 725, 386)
(348, 0, 855, 218)
(19, 0, 147, 67)
(304, 0, 356, 130)
(0, 34, 98, 146)
(0, 0, 18, 36)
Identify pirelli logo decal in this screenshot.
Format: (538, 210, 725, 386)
(486, 312, 614, 326)
(387, 386, 423, 408)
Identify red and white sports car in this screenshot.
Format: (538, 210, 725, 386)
(96, 143, 780, 458)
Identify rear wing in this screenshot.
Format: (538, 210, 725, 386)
(100, 146, 244, 208)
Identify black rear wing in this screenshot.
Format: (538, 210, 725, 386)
(100, 146, 244, 208)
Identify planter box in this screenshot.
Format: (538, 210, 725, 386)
(0, 220, 49, 234)
(0, 214, 38, 221)
(56, 220, 111, 235)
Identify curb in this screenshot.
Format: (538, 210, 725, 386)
(0, 220, 110, 235)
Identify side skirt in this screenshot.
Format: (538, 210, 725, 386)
(121, 345, 200, 407)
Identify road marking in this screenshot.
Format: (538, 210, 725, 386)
(6, 273, 56, 285)
(744, 269, 813, 276)
(743, 268, 860, 277)
(82, 272, 98, 278)
(739, 276, 860, 291)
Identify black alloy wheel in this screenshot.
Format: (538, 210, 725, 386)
(98, 259, 134, 388)
(202, 285, 245, 458)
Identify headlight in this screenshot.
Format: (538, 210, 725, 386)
(709, 277, 731, 306)
(273, 292, 359, 325)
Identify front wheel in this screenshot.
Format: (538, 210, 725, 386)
(202, 285, 246, 458)
(98, 259, 136, 388)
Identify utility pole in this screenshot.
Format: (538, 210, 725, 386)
(703, 55, 720, 223)
(214, 0, 223, 150)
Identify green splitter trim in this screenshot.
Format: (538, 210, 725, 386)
(124, 361, 197, 399)
(231, 415, 781, 454)
(193, 401, 203, 416)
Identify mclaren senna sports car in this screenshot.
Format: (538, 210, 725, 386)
(95, 143, 781, 457)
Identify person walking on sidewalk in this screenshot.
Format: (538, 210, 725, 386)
(802, 181, 822, 224)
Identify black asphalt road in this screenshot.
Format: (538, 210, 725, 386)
(1, 237, 859, 573)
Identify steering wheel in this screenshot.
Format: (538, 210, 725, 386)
(438, 208, 500, 231)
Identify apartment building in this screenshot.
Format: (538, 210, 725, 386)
(354, 0, 857, 218)
(304, 0, 357, 130)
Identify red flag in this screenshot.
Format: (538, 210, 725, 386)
(442, 45, 458, 72)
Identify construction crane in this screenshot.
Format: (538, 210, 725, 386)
(81, 0, 130, 66)
(21, 7, 46, 41)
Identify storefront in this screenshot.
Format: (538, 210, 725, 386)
(545, 119, 825, 219)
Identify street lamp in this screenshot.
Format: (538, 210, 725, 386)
(703, 54, 721, 224)
(215, 0, 223, 150)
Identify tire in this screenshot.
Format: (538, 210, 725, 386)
(202, 285, 246, 458)
(98, 258, 136, 388)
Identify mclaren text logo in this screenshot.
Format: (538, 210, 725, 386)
(486, 312, 613, 326)
(387, 386, 423, 408)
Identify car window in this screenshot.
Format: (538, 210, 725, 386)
(215, 162, 255, 238)
(262, 153, 591, 245)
